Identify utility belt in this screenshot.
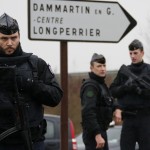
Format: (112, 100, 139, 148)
(122, 107, 150, 118)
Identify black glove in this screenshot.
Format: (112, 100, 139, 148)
(134, 86, 142, 95)
(140, 89, 150, 98)
(119, 80, 141, 94)
(118, 79, 133, 93)
(127, 80, 142, 95)
(118, 84, 128, 93)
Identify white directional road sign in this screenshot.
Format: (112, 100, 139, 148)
(28, 0, 137, 42)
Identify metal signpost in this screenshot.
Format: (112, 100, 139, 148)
(28, 0, 137, 150)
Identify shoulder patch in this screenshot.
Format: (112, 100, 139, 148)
(86, 90, 95, 98)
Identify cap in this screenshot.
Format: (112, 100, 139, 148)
(129, 39, 143, 51)
(90, 53, 106, 64)
(0, 13, 19, 35)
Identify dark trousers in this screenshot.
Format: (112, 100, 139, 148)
(121, 113, 150, 150)
(0, 141, 45, 150)
(83, 130, 109, 150)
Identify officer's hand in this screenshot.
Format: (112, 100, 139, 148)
(127, 81, 142, 94)
(141, 89, 150, 98)
(95, 134, 105, 149)
(114, 109, 122, 124)
(118, 85, 128, 93)
(134, 86, 142, 95)
(124, 80, 141, 94)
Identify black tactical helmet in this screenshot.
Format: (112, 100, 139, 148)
(128, 39, 143, 51)
(90, 53, 106, 65)
(0, 13, 19, 35)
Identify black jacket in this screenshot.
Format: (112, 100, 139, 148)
(110, 61, 150, 110)
(0, 44, 63, 143)
(80, 72, 113, 137)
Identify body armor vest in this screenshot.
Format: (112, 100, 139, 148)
(0, 54, 43, 130)
(81, 79, 113, 130)
(118, 63, 150, 109)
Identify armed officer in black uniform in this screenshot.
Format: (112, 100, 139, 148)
(0, 13, 63, 150)
(80, 53, 113, 150)
(110, 39, 150, 150)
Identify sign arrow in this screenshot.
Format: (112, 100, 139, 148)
(118, 3, 137, 42)
(28, 0, 137, 43)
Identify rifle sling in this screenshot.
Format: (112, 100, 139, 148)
(0, 125, 21, 141)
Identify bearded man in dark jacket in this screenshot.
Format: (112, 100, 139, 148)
(0, 13, 63, 150)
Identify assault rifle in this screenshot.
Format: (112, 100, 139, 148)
(0, 66, 33, 150)
(119, 64, 150, 91)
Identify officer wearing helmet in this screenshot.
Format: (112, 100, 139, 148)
(110, 39, 150, 150)
(80, 53, 113, 150)
(0, 13, 63, 150)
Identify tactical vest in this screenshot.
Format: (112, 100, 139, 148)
(80, 79, 113, 129)
(16, 55, 44, 126)
(118, 63, 150, 109)
(0, 54, 43, 130)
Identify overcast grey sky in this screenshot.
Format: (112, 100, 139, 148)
(1, 0, 150, 73)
